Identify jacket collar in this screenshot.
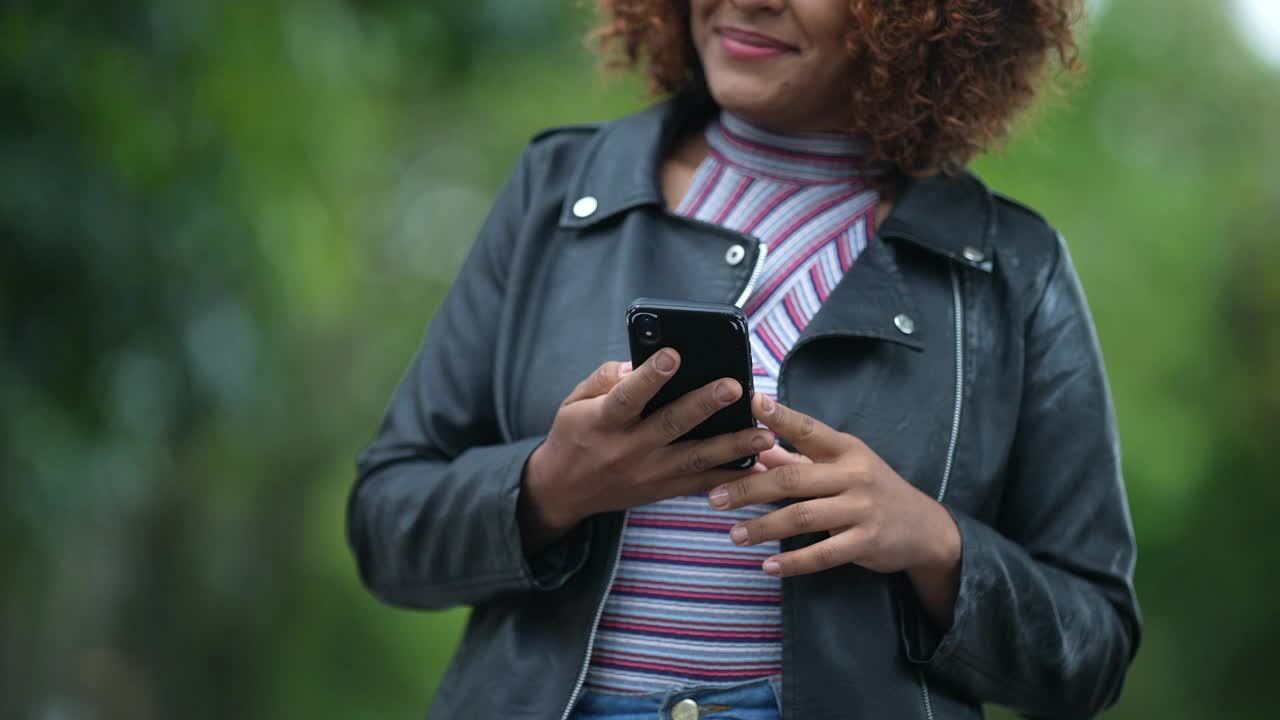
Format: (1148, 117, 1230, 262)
(558, 99, 684, 229)
(559, 97, 995, 274)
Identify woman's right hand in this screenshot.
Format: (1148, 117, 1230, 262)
(519, 348, 775, 549)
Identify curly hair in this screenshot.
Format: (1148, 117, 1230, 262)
(594, 0, 1081, 175)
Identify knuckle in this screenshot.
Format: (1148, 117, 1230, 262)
(640, 362, 665, 388)
(815, 543, 839, 570)
(682, 446, 710, 474)
(848, 460, 872, 486)
(658, 406, 683, 439)
(850, 494, 874, 516)
(598, 442, 629, 469)
(778, 464, 802, 494)
(697, 391, 719, 417)
(560, 402, 588, 427)
(611, 383, 636, 411)
(862, 523, 882, 551)
(564, 381, 590, 406)
(798, 413, 817, 439)
(791, 502, 816, 530)
(730, 477, 752, 504)
(594, 362, 614, 387)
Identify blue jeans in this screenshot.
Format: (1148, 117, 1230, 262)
(571, 676, 782, 720)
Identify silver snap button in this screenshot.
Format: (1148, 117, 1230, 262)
(572, 196, 598, 218)
(962, 246, 985, 263)
(725, 244, 746, 266)
(894, 313, 915, 335)
(671, 698, 699, 720)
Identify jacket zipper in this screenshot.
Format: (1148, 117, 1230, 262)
(558, 510, 630, 720)
(733, 243, 769, 308)
(917, 266, 965, 720)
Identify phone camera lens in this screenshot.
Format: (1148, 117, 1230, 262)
(634, 313, 659, 344)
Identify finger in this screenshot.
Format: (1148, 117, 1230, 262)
(727, 497, 852, 546)
(654, 468, 760, 503)
(563, 360, 630, 406)
(757, 445, 811, 469)
(655, 428, 775, 478)
(709, 463, 847, 510)
(637, 376, 742, 446)
(752, 393, 852, 462)
(761, 531, 866, 577)
(598, 348, 680, 426)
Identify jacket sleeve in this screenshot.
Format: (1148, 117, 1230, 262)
(902, 234, 1142, 718)
(346, 146, 591, 610)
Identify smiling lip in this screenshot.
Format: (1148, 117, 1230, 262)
(717, 27, 796, 60)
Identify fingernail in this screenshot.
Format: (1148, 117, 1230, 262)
(762, 559, 781, 576)
(730, 526, 748, 545)
(713, 380, 738, 404)
(655, 350, 675, 373)
(618, 361, 632, 377)
(709, 487, 729, 509)
(751, 433, 773, 452)
(761, 394, 775, 413)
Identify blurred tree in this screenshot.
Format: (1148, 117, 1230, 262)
(0, 0, 1275, 718)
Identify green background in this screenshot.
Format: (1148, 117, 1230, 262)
(2, 0, 1277, 717)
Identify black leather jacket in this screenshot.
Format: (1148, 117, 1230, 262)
(348, 99, 1141, 720)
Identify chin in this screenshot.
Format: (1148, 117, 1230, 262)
(705, 76, 784, 126)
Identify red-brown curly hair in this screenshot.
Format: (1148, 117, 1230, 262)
(594, 0, 1081, 175)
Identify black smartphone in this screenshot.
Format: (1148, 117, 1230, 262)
(626, 298, 758, 469)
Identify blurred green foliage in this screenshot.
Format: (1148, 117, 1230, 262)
(1, 0, 1277, 718)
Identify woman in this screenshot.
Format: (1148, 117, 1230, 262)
(347, 0, 1141, 718)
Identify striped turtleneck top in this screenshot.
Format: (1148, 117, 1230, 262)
(583, 112, 880, 694)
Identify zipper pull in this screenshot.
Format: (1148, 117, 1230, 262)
(734, 242, 769, 309)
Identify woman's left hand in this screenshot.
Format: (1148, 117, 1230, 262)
(709, 393, 962, 626)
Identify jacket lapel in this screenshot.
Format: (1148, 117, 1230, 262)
(795, 233, 925, 352)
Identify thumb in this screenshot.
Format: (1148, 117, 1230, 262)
(562, 360, 631, 406)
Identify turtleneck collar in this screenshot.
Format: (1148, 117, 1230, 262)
(706, 111, 876, 185)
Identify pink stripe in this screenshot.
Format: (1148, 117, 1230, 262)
(809, 265, 830, 302)
(626, 543, 773, 560)
(707, 147, 857, 186)
(601, 620, 782, 639)
(754, 323, 788, 365)
(744, 243, 835, 315)
(594, 649, 778, 669)
(611, 586, 780, 604)
(744, 194, 859, 313)
(742, 184, 803, 233)
(768, 188, 857, 246)
(588, 683, 638, 693)
(836, 228, 853, 270)
(628, 519, 734, 532)
(624, 551, 762, 567)
(632, 509, 748, 523)
(782, 293, 808, 333)
(685, 163, 725, 215)
(618, 579, 778, 594)
(719, 122, 867, 166)
(606, 609, 778, 627)
(595, 657, 778, 677)
(712, 175, 754, 224)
